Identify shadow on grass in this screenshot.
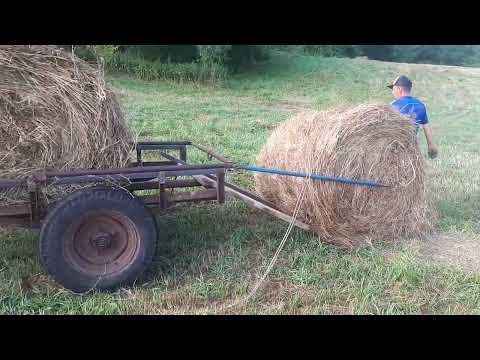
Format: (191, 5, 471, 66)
(141, 201, 279, 288)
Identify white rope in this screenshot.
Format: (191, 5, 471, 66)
(220, 177, 309, 311)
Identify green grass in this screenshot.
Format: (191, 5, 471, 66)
(1, 51, 480, 314)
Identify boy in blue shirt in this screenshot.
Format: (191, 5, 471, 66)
(388, 75, 438, 159)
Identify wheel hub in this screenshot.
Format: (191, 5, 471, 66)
(90, 232, 113, 251)
(64, 210, 140, 276)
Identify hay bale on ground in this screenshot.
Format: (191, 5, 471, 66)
(255, 104, 434, 247)
(0, 45, 134, 203)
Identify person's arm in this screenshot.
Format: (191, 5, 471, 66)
(422, 123, 438, 159)
(418, 106, 437, 159)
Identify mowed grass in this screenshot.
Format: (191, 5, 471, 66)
(1, 51, 480, 314)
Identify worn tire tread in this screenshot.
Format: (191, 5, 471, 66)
(39, 186, 158, 293)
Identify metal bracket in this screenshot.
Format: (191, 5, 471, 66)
(136, 148, 143, 166)
(179, 146, 187, 162)
(27, 171, 47, 222)
(216, 170, 225, 204)
(158, 171, 166, 209)
(32, 170, 47, 186)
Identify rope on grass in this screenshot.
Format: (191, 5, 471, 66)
(221, 174, 309, 311)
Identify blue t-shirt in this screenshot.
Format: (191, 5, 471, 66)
(391, 96, 429, 133)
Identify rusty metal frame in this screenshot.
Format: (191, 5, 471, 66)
(0, 141, 233, 227)
(0, 141, 310, 232)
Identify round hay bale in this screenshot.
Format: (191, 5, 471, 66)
(0, 45, 134, 203)
(255, 103, 434, 247)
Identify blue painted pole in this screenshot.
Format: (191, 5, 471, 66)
(237, 164, 388, 188)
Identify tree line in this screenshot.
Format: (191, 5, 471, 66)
(55, 45, 480, 84)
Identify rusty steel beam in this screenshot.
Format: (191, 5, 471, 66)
(136, 144, 187, 151)
(0, 216, 37, 228)
(169, 189, 218, 203)
(0, 215, 33, 227)
(47, 173, 160, 186)
(127, 179, 200, 191)
(130, 161, 179, 167)
(0, 179, 26, 190)
(139, 189, 218, 206)
(136, 141, 192, 146)
(44, 163, 232, 178)
(0, 204, 31, 217)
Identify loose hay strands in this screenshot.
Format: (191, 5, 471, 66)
(255, 104, 435, 247)
(0, 45, 134, 203)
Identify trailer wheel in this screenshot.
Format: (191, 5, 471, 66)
(39, 186, 157, 293)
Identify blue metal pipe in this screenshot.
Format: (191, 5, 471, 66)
(237, 164, 388, 188)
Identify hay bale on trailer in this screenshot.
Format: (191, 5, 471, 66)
(255, 104, 434, 247)
(0, 45, 134, 202)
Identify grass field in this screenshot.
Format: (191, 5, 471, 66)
(1, 51, 479, 314)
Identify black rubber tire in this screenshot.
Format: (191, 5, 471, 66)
(39, 186, 158, 293)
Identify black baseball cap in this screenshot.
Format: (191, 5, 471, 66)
(387, 75, 412, 90)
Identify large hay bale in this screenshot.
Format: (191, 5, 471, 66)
(255, 104, 434, 247)
(0, 45, 134, 202)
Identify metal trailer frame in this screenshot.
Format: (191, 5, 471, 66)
(0, 141, 389, 293)
(0, 141, 310, 230)
(0, 141, 314, 293)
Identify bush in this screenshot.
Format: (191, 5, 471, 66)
(91, 45, 119, 64)
(66, 45, 271, 82)
(123, 45, 199, 62)
(226, 45, 269, 72)
(106, 53, 228, 84)
(60, 45, 120, 65)
(117, 45, 269, 73)
(197, 45, 232, 64)
(72, 46, 98, 63)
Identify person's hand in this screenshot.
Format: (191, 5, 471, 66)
(428, 145, 438, 159)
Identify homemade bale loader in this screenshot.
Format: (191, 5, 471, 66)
(0, 141, 385, 293)
(0, 142, 307, 293)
